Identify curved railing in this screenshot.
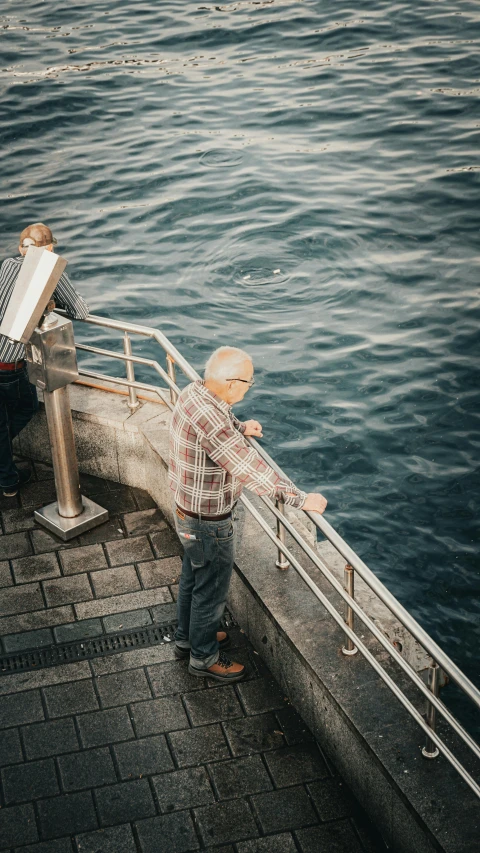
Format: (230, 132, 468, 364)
(63, 310, 480, 799)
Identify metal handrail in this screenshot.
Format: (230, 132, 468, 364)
(66, 310, 480, 797)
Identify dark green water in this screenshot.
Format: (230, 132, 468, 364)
(1, 2, 479, 723)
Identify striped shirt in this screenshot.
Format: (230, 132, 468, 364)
(169, 379, 306, 515)
(0, 256, 89, 362)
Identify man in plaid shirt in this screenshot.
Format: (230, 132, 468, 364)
(169, 346, 327, 682)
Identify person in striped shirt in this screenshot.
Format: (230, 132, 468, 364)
(0, 223, 89, 496)
(170, 345, 328, 682)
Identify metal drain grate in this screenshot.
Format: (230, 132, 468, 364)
(0, 612, 237, 675)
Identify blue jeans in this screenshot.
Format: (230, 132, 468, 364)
(0, 366, 38, 488)
(174, 509, 236, 670)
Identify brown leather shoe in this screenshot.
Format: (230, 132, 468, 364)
(174, 631, 230, 660)
(189, 652, 245, 683)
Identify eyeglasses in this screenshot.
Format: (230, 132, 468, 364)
(227, 377, 255, 387)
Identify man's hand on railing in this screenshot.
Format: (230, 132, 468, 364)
(244, 419, 263, 437)
(303, 493, 328, 515)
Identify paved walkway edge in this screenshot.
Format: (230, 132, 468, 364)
(16, 384, 479, 853)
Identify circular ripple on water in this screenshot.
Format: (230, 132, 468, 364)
(233, 265, 291, 287)
(199, 148, 244, 168)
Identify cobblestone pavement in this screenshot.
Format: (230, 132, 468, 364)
(0, 462, 386, 852)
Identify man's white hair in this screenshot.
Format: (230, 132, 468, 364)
(204, 346, 252, 383)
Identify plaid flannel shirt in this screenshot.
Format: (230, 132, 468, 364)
(169, 380, 306, 515)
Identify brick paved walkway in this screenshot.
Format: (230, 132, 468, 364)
(0, 461, 385, 852)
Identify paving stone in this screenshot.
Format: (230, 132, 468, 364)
(103, 607, 152, 633)
(0, 531, 32, 560)
(43, 573, 93, 607)
(21, 479, 57, 509)
(274, 706, 314, 746)
(123, 508, 166, 537)
(16, 839, 73, 853)
(114, 734, 174, 779)
(60, 543, 108, 575)
(77, 706, 134, 748)
(147, 660, 204, 697)
(2, 757, 59, 803)
(3, 627, 53, 653)
(58, 747, 117, 791)
(95, 778, 156, 826)
(264, 744, 329, 787)
(43, 680, 99, 717)
(295, 820, 364, 853)
(169, 723, 230, 767)
(306, 777, 352, 822)
(2, 507, 36, 533)
(251, 786, 317, 834)
(79, 518, 124, 546)
(96, 668, 152, 708)
(152, 766, 214, 813)
(208, 754, 273, 800)
(132, 488, 157, 510)
(54, 618, 103, 644)
(135, 812, 199, 853)
(76, 824, 137, 853)
(91, 644, 174, 676)
(150, 528, 183, 559)
(237, 679, 288, 715)
(0, 662, 91, 697)
(11, 551, 60, 584)
(223, 713, 285, 757)
(23, 717, 79, 759)
(94, 488, 137, 515)
(184, 685, 244, 726)
(0, 605, 74, 636)
(79, 472, 110, 496)
(0, 689, 44, 728)
(91, 564, 141, 598)
(130, 696, 189, 737)
(37, 790, 98, 839)
(0, 559, 13, 587)
(0, 727, 23, 766)
(137, 556, 182, 588)
(75, 586, 171, 620)
(194, 799, 258, 846)
(150, 602, 178, 623)
(236, 835, 297, 853)
(0, 582, 44, 616)
(105, 535, 153, 566)
(31, 528, 79, 554)
(0, 802, 38, 847)
(170, 583, 179, 601)
(0, 490, 20, 510)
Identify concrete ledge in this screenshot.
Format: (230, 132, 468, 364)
(16, 384, 480, 853)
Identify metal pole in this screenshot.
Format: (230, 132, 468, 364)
(342, 564, 358, 655)
(123, 332, 140, 412)
(43, 387, 83, 518)
(275, 498, 290, 570)
(422, 662, 440, 759)
(167, 355, 178, 405)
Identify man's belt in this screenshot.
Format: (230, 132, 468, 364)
(0, 360, 25, 371)
(176, 505, 235, 522)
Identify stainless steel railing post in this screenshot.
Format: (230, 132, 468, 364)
(422, 662, 440, 759)
(43, 387, 83, 518)
(123, 332, 140, 411)
(167, 354, 178, 405)
(342, 564, 358, 655)
(275, 498, 290, 570)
